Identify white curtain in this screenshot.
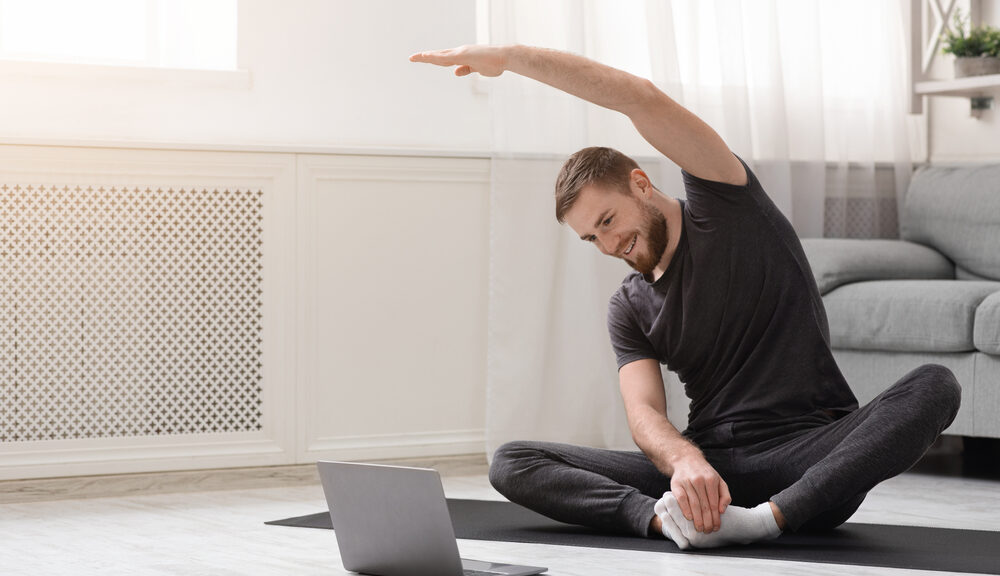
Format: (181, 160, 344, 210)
(485, 0, 914, 456)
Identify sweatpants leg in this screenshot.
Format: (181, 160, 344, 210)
(768, 364, 961, 531)
(489, 440, 678, 537)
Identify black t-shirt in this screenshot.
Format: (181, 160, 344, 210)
(607, 157, 858, 445)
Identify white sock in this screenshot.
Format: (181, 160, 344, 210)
(658, 492, 782, 549)
(653, 497, 690, 549)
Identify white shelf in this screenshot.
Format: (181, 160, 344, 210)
(915, 74, 1000, 97)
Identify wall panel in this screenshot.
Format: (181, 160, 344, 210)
(296, 155, 490, 463)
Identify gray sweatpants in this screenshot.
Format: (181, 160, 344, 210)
(489, 364, 961, 536)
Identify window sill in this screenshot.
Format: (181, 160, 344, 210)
(0, 58, 251, 90)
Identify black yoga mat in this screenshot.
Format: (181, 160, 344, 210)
(267, 499, 1000, 574)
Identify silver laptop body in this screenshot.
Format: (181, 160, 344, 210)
(317, 461, 548, 576)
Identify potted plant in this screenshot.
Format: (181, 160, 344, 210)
(941, 10, 1000, 77)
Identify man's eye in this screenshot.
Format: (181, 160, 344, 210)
(603, 216, 613, 226)
(588, 235, 597, 242)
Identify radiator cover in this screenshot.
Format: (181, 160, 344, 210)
(0, 184, 264, 442)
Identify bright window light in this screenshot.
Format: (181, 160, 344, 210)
(0, 0, 238, 70)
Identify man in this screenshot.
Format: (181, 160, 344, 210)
(410, 44, 960, 549)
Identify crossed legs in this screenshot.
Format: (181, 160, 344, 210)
(767, 364, 960, 531)
(489, 364, 961, 544)
(488, 441, 672, 536)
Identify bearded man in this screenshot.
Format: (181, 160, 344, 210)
(410, 44, 959, 549)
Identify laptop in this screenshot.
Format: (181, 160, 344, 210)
(317, 461, 548, 576)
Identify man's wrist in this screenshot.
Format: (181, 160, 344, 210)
(498, 44, 524, 74)
(664, 441, 704, 473)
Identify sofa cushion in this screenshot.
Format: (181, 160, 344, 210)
(975, 291, 1000, 355)
(902, 164, 1000, 281)
(956, 266, 994, 281)
(824, 280, 1000, 353)
(801, 238, 954, 295)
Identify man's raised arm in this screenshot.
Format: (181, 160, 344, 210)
(410, 44, 746, 186)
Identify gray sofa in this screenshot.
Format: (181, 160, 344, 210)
(802, 164, 1000, 439)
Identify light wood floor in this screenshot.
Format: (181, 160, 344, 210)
(1, 457, 998, 576)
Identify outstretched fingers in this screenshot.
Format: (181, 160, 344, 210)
(409, 49, 456, 66)
(410, 45, 505, 77)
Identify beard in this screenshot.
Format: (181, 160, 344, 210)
(627, 202, 669, 277)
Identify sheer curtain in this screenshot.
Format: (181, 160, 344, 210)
(484, 0, 913, 456)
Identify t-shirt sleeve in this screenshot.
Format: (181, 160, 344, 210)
(607, 290, 659, 370)
(680, 155, 759, 220)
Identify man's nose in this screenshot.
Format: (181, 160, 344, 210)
(596, 231, 619, 256)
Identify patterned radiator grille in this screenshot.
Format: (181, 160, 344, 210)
(824, 196, 900, 239)
(0, 185, 264, 442)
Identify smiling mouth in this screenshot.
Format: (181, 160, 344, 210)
(623, 233, 637, 256)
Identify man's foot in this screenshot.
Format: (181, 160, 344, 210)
(652, 499, 690, 548)
(655, 492, 782, 549)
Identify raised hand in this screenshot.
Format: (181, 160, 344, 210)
(409, 45, 507, 77)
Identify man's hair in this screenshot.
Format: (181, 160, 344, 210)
(554, 147, 640, 223)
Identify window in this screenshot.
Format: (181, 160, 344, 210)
(477, 0, 911, 163)
(0, 0, 237, 71)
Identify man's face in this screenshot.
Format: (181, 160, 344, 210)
(564, 180, 669, 277)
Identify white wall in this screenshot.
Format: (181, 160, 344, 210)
(0, 1, 495, 479)
(0, 0, 491, 151)
(0, 145, 490, 480)
(927, 0, 1000, 162)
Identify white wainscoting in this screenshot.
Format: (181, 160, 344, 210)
(0, 145, 489, 480)
(296, 154, 490, 464)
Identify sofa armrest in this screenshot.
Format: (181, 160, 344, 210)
(800, 238, 955, 295)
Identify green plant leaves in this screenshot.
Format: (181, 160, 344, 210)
(941, 9, 1000, 57)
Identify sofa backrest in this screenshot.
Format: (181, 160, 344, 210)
(902, 164, 1000, 281)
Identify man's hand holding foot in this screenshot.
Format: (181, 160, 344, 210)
(667, 451, 732, 534)
(655, 493, 784, 549)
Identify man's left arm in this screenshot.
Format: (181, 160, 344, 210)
(410, 44, 746, 186)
